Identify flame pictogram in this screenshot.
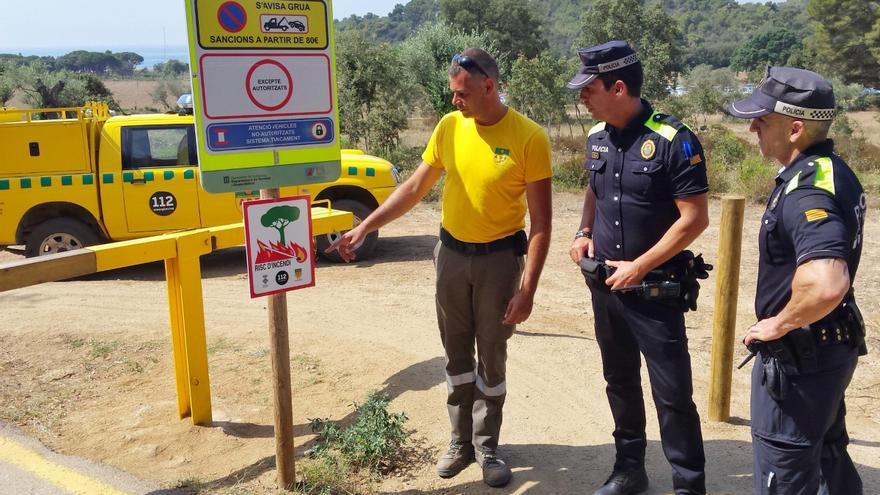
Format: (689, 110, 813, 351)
(255, 240, 308, 263)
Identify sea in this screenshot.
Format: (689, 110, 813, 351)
(0, 45, 191, 70)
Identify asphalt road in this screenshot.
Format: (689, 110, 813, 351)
(0, 423, 162, 495)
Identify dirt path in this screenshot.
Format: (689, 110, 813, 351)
(1, 193, 879, 494)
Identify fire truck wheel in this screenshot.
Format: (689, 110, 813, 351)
(316, 199, 378, 263)
(25, 218, 101, 258)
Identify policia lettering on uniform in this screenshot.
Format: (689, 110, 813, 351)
(567, 41, 710, 495)
(727, 66, 866, 495)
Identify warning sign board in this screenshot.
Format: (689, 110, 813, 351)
(185, 0, 341, 193)
(196, 0, 328, 50)
(243, 196, 315, 297)
(199, 54, 331, 118)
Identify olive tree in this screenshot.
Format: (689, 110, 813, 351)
(398, 22, 496, 119)
(335, 30, 414, 152)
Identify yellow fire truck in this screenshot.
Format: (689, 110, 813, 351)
(0, 103, 399, 261)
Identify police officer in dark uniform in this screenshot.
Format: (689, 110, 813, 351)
(727, 67, 866, 494)
(567, 40, 710, 495)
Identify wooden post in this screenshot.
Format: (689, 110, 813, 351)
(708, 195, 746, 422)
(261, 187, 296, 489)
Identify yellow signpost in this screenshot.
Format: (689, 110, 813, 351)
(184, 0, 342, 489)
(184, 0, 341, 193)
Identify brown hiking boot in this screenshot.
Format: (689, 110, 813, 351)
(476, 450, 512, 487)
(436, 442, 475, 478)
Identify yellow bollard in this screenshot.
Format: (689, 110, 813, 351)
(708, 195, 746, 422)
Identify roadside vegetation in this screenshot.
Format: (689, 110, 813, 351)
(297, 392, 411, 494)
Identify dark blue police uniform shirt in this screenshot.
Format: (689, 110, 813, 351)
(756, 139, 866, 320)
(587, 100, 709, 263)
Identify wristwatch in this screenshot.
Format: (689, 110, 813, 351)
(574, 230, 592, 240)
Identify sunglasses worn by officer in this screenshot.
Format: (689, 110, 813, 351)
(451, 53, 490, 79)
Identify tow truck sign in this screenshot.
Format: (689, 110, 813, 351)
(185, 0, 341, 193)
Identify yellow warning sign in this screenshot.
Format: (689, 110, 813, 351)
(196, 0, 329, 50)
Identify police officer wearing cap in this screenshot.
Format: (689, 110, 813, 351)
(567, 40, 710, 495)
(727, 67, 866, 494)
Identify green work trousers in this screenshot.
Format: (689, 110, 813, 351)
(434, 241, 524, 453)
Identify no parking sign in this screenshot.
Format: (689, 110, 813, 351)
(184, 0, 341, 193)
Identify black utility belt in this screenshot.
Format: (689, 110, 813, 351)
(579, 252, 712, 312)
(806, 304, 864, 348)
(439, 228, 527, 256)
(759, 302, 867, 376)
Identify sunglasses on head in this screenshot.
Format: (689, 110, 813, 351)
(451, 53, 490, 78)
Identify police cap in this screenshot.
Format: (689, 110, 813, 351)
(566, 40, 640, 90)
(727, 66, 836, 121)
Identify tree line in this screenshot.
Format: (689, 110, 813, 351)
(0, 50, 191, 110)
(334, 0, 879, 155)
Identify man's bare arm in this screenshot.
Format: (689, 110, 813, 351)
(503, 177, 552, 324)
(745, 258, 850, 345)
(326, 162, 443, 261)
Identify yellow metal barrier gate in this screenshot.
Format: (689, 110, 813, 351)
(0, 206, 353, 425)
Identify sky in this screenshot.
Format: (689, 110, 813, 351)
(0, 0, 403, 51)
(0, 0, 779, 53)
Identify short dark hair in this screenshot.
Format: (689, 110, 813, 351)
(448, 48, 501, 81)
(596, 62, 643, 97)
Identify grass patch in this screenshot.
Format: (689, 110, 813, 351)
(87, 339, 119, 360)
(248, 347, 269, 359)
(299, 391, 411, 494)
(292, 353, 322, 370)
(61, 335, 85, 349)
(207, 337, 240, 356)
(125, 360, 145, 374)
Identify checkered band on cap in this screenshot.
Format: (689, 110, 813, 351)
(774, 101, 836, 121)
(596, 53, 640, 73)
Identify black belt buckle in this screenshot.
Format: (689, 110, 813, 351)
(463, 242, 484, 255)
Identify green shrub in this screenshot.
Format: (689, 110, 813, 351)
(735, 154, 776, 203)
(308, 392, 410, 474)
(701, 125, 747, 170)
(553, 153, 587, 191)
(377, 145, 423, 175)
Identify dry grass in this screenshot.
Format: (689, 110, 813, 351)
(850, 111, 880, 145)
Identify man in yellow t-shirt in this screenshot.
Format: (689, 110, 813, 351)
(327, 48, 552, 488)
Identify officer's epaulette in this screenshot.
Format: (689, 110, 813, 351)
(652, 113, 688, 131)
(644, 112, 687, 142)
(783, 156, 836, 196)
(588, 121, 606, 137)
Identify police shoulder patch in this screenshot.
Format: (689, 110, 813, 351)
(804, 208, 828, 222)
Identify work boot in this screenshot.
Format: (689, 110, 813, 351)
(593, 467, 649, 495)
(436, 442, 474, 478)
(476, 450, 513, 487)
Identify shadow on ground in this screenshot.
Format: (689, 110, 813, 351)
(152, 356, 880, 494)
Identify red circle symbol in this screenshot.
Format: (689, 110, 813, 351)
(245, 60, 294, 112)
(217, 1, 247, 33)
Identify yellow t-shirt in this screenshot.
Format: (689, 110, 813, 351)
(421, 108, 552, 243)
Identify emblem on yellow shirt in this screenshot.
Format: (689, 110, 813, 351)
(494, 147, 511, 165)
(640, 139, 656, 159)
